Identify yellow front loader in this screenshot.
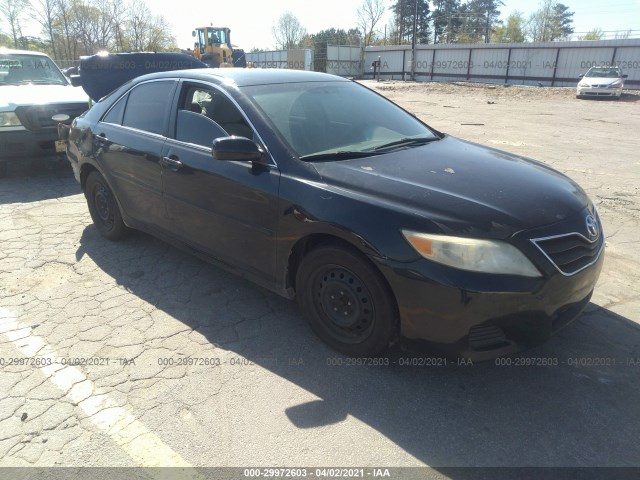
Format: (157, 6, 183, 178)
(191, 26, 248, 68)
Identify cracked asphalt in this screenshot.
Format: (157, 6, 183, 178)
(0, 84, 639, 473)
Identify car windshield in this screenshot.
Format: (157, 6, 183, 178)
(0, 53, 68, 86)
(585, 67, 621, 78)
(242, 81, 439, 159)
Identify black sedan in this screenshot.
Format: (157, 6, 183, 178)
(65, 67, 604, 360)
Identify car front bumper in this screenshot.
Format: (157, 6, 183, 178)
(0, 127, 67, 161)
(376, 229, 604, 360)
(576, 85, 623, 97)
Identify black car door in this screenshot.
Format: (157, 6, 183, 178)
(160, 81, 280, 283)
(95, 79, 177, 228)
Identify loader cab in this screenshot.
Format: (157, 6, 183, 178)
(193, 27, 230, 51)
(192, 27, 234, 68)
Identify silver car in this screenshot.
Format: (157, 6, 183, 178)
(577, 66, 627, 99)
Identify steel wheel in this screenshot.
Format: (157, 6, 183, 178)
(313, 265, 375, 343)
(85, 171, 128, 240)
(296, 245, 397, 357)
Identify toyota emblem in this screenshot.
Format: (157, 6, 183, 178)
(585, 215, 599, 238)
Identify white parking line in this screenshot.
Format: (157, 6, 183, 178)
(0, 308, 204, 478)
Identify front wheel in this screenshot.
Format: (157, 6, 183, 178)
(85, 171, 128, 240)
(296, 246, 398, 357)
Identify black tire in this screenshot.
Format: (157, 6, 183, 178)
(296, 245, 398, 357)
(0, 161, 7, 178)
(233, 49, 247, 68)
(202, 54, 220, 68)
(85, 171, 128, 240)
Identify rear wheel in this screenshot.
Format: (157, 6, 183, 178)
(296, 245, 397, 357)
(85, 171, 128, 240)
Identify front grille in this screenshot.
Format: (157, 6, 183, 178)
(14, 104, 87, 132)
(532, 232, 604, 276)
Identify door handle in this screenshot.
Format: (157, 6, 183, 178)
(95, 133, 109, 146)
(161, 155, 183, 170)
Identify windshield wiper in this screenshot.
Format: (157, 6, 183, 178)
(299, 150, 377, 162)
(372, 136, 439, 151)
(8, 79, 65, 85)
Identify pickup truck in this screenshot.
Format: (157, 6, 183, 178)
(0, 47, 89, 177)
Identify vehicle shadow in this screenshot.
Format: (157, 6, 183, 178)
(0, 161, 79, 205)
(579, 92, 640, 103)
(76, 226, 640, 469)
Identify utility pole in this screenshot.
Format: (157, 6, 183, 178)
(399, 0, 404, 44)
(485, 9, 490, 43)
(411, 0, 418, 80)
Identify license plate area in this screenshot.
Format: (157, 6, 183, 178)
(55, 140, 66, 153)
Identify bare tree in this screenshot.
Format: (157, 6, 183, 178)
(124, 1, 175, 51)
(357, 0, 385, 47)
(0, 0, 30, 47)
(31, 0, 59, 58)
(110, 0, 127, 52)
(126, 1, 150, 51)
(56, 0, 78, 60)
(272, 12, 306, 50)
(71, 1, 106, 55)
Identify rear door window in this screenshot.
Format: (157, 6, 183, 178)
(122, 81, 176, 135)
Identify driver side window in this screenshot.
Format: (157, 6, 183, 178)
(175, 84, 254, 148)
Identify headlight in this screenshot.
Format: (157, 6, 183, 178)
(402, 230, 542, 277)
(0, 111, 22, 127)
(608, 80, 622, 88)
(578, 82, 590, 87)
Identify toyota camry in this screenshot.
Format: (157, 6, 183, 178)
(64, 63, 604, 360)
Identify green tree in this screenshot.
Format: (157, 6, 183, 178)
(391, 0, 431, 44)
(432, 0, 462, 44)
(527, 0, 574, 42)
(551, 3, 574, 39)
(452, 0, 504, 43)
(579, 27, 603, 41)
(493, 11, 526, 43)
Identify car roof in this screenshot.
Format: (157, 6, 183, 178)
(140, 68, 350, 87)
(0, 47, 51, 57)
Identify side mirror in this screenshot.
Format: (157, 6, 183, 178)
(70, 74, 82, 87)
(622, 74, 628, 78)
(192, 30, 196, 37)
(578, 74, 584, 78)
(212, 136, 262, 162)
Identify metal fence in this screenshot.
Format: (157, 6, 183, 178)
(326, 45, 362, 77)
(56, 38, 640, 88)
(364, 39, 640, 88)
(245, 49, 314, 71)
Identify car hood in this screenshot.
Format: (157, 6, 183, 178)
(312, 136, 590, 238)
(0, 84, 89, 110)
(581, 76, 622, 85)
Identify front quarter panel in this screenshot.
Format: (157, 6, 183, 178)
(275, 171, 434, 290)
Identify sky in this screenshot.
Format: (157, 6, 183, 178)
(9, 0, 640, 51)
(149, 0, 640, 51)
